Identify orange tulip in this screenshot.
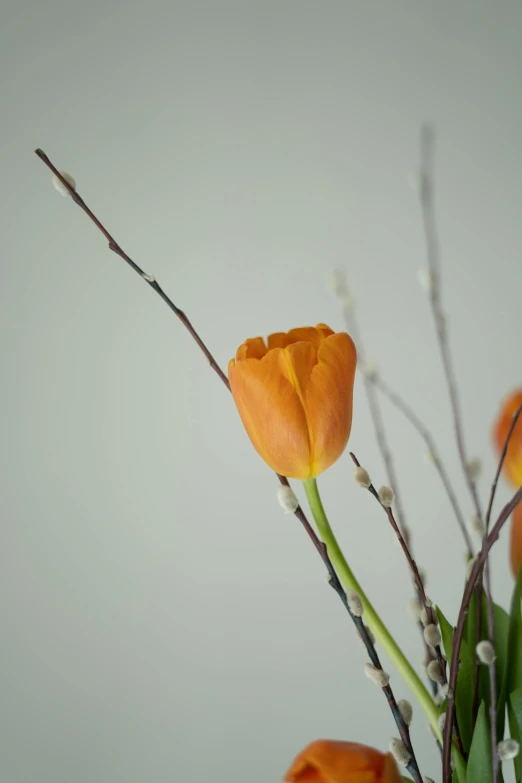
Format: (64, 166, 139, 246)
(284, 739, 402, 783)
(493, 389, 522, 487)
(228, 324, 357, 480)
(511, 500, 522, 578)
(493, 388, 522, 577)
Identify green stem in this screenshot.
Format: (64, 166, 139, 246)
(304, 477, 440, 738)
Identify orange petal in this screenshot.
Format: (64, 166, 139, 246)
(511, 499, 522, 580)
(493, 389, 522, 487)
(228, 348, 312, 479)
(304, 332, 357, 477)
(284, 740, 399, 783)
(236, 337, 268, 361)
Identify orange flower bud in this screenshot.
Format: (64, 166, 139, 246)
(511, 500, 522, 579)
(284, 739, 402, 783)
(493, 389, 522, 578)
(493, 389, 522, 488)
(228, 324, 356, 480)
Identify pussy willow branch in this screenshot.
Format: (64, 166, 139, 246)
(442, 484, 522, 783)
(371, 375, 473, 557)
(35, 149, 231, 390)
(335, 274, 438, 694)
(335, 283, 410, 547)
(294, 499, 422, 783)
(417, 127, 488, 740)
(418, 127, 483, 524)
(36, 148, 422, 783)
(482, 402, 522, 783)
(349, 450, 468, 757)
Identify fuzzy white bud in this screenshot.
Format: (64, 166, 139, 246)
(466, 555, 478, 582)
(332, 270, 346, 296)
(476, 640, 496, 665)
(276, 485, 299, 514)
(364, 663, 390, 687)
(354, 466, 371, 489)
(434, 692, 444, 707)
(398, 699, 413, 726)
(470, 514, 485, 537)
(417, 267, 434, 293)
(467, 457, 482, 481)
(427, 660, 444, 683)
(362, 361, 378, 381)
(52, 171, 76, 196)
(408, 597, 422, 622)
(438, 712, 446, 732)
(424, 448, 436, 465)
(389, 738, 411, 767)
(424, 624, 442, 648)
(378, 485, 394, 507)
(347, 589, 364, 617)
(340, 293, 354, 311)
(408, 169, 422, 195)
(420, 605, 437, 627)
(141, 272, 156, 283)
(497, 738, 520, 762)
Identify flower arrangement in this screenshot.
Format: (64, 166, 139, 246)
(35, 130, 522, 783)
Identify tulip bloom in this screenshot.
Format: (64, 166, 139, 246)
(284, 739, 402, 783)
(228, 325, 357, 479)
(493, 389, 522, 577)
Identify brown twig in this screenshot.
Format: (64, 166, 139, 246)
(334, 275, 411, 547)
(350, 450, 469, 757)
(417, 127, 490, 758)
(371, 375, 473, 557)
(291, 492, 422, 783)
(442, 484, 522, 783)
(335, 274, 439, 694)
(36, 148, 422, 783)
(418, 127, 483, 523)
(482, 402, 522, 783)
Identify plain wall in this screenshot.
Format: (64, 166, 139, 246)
(2, 2, 522, 781)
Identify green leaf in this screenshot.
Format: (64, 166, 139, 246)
(510, 686, 522, 745)
(491, 603, 510, 738)
(437, 605, 475, 752)
(437, 605, 455, 659)
(504, 569, 522, 782)
(467, 701, 492, 783)
(465, 587, 478, 651)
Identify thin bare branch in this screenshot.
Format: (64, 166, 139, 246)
(442, 485, 522, 783)
(372, 375, 473, 556)
(36, 148, 423, 783)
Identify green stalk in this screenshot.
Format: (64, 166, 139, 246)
(303, 477, 440, 737)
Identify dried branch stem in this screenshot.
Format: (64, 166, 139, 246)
(36, 148, 422, 783)
(371, 375, 473, 556)
(442, 484, 522, 783)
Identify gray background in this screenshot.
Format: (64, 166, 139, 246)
(2, 2, 522, 782)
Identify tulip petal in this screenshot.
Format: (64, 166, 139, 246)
(305, 332, 357, 477)
(228, 348, 313, 479)
(236, 337, 268, 361)
(511, 499, 522, 580)
(284, 740, 398, 783)
(493, 390, 522, 487)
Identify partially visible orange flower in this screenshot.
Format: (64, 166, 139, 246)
(493, 389, 522, 578)
(284, 739, 402, 783)
(493, 389, 522, 487)
(511, 501, 522, 578)
(228, 325, 356, 480)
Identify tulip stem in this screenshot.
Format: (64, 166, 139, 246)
(303, 477, 440, 738)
